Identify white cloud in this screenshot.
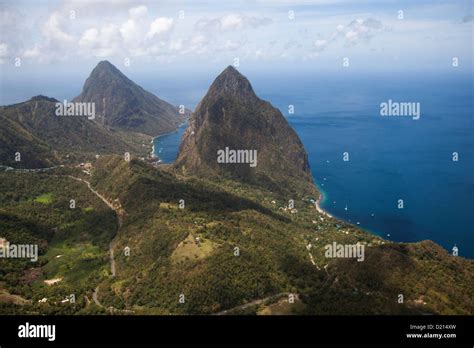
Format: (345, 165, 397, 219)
(196, 13, 272, 32)
(120, 18, 143, 44)
(222, 39, 240, 50)
(146, 17, 174, 39)
(0, 43, 9, 63)
(314, 39, 328, 51)
(42, 11, 74, 45)
(0, 43, 9, 56)
(79, 28, 99, 45)
(79, 24, 122, 57)
(311, 17, 388, 53)
(343, 18, 385, 45)
(23, 44, 41, 58)
(120, 6, 151, 46)
(174, 34, 210, 55)
(113, 6, 174, 56)
(193, 35, 208, 46)
(129, 5, 148, 18)
(221, 14, 243, 30)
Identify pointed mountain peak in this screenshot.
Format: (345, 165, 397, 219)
(95, 60, 118, 71)
(73, 60, 186, 136)
(206, 66, 257, 101)
(96, 60, 114, 67)
(89, 60, 127, 80)
(221, 65, 241, 76)
(175, 68, 314, 195)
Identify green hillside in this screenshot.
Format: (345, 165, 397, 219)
(0, 96, 153, 168)
(1, 157, 472, 315)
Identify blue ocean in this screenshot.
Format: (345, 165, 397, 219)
(153, 71, 474, 258)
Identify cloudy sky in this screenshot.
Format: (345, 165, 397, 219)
(0, 0, 472, 70)
(0, 0, 472, 104)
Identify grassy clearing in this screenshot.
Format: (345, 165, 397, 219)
(41, 242, 106, 286)
(34, 193, 53, 204)
(171, 233, 217, 264)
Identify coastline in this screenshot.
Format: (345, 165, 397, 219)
(150, 122, 188, 159)
(315, 187, 333, 218)
(314, 181, 389, 246)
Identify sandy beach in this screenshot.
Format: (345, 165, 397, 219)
(315, 193, 333, 218)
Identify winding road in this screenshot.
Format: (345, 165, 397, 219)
(215, 292, 296, 315)
(66, 175, 131, 312)
(67, 175, 120, 278)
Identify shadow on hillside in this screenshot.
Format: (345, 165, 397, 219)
(279, 243, 434, 315)
(123, 173, 291, 223)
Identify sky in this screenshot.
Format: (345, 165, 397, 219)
(0, 0, 472, 104)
